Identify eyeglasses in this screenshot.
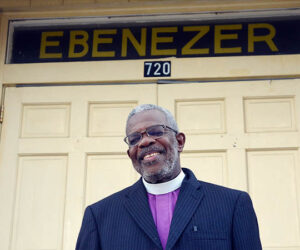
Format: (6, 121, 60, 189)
(124, 124, 178, 147)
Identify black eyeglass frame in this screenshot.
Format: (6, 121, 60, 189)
(124, 124, 178, 147)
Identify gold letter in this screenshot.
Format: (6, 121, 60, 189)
(122, 28, 146, 57)
(182, 26, 209, 55)
(248, 23, 278, 52)
(40, 31, 63, 59)
(214, 24, 242, 54)
(151, 27, 177, 56)
(68, 30, 89, 58)
(92, 29, 117, 57)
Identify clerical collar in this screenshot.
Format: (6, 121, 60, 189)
(142, 171, 185, 195)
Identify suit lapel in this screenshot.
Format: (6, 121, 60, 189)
(166, 169, 204, 250)
(123, 179, 162, 249)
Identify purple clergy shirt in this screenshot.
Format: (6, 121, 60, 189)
(147, 189, 180, 250)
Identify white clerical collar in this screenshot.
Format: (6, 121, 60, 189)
(142, 170, 185, 195)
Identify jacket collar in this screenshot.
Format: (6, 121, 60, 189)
(123, 177, 162, 248)
(123, 168, 204, 249)
(166, 168, 204, 249)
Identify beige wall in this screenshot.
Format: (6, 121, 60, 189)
(0, 0, 300, 87)
(0, 0, 300, 12)
(0, 0, 300, 125)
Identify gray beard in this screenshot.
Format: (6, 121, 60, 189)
(142, 146, 179, 184)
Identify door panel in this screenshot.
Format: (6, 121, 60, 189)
(158, 79, 300, 250)
(0, 84, 156, 250)
(247, 150, 300, 247)
(12, 155, 67, 250)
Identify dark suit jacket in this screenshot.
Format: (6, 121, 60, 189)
(76, 168, 262, 250)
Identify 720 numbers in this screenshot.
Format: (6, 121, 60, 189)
(144, 61, 171, 77)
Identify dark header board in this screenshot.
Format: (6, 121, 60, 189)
(8, 17, 300, 63)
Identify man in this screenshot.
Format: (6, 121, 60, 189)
(76, 104, 262, 250)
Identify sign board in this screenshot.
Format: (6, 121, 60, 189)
(7, 17, 300, 64)
(144, 61, 171, 77)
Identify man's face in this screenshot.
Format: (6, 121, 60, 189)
(126, 110, 185, 183)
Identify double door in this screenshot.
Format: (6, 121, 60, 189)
(0, 80, 299, 249)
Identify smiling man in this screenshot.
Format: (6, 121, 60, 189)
(76, 104, 262, 250)
(126, 108, 184, 184)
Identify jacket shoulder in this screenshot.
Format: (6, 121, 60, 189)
(200, 180, 245, 195)
(197, 180, 252, 209)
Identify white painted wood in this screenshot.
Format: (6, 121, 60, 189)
(4, 55, 300, 84)
(88, 102, 135, 137)
(247, 150, 300, 248)
(176, 99, 226, 134)
(86, 154, 138, 205)
(21, 103, 71, 138)
(0, 0, 29, 8)
(30, 0, 62, 7)
(64, 0, 94, 4)
(0, 80, 300, 249)
(0, 84, 156, 250)
(244, 97, 296, 132)
(11, 155, 67, 250)
(181, 151, 227, 186)
(158, 79, 300, 250)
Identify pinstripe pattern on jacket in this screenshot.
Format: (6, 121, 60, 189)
(76, 168, 262, 250)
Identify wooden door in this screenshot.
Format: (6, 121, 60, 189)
(0, 84, 156, 250)
(158, 79, 300, 250)
(1, 80, 300, 250)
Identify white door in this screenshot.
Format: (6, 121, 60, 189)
(0, 84, 156, 250)
(158, 79, 300, 250)
(1, 80, 300, 250)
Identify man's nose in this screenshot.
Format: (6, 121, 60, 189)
(138, 133, 156, 148)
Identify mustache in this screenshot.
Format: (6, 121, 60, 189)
(138, 146, 166, 161)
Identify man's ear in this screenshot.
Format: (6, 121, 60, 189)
(176, 132, 185, 152)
